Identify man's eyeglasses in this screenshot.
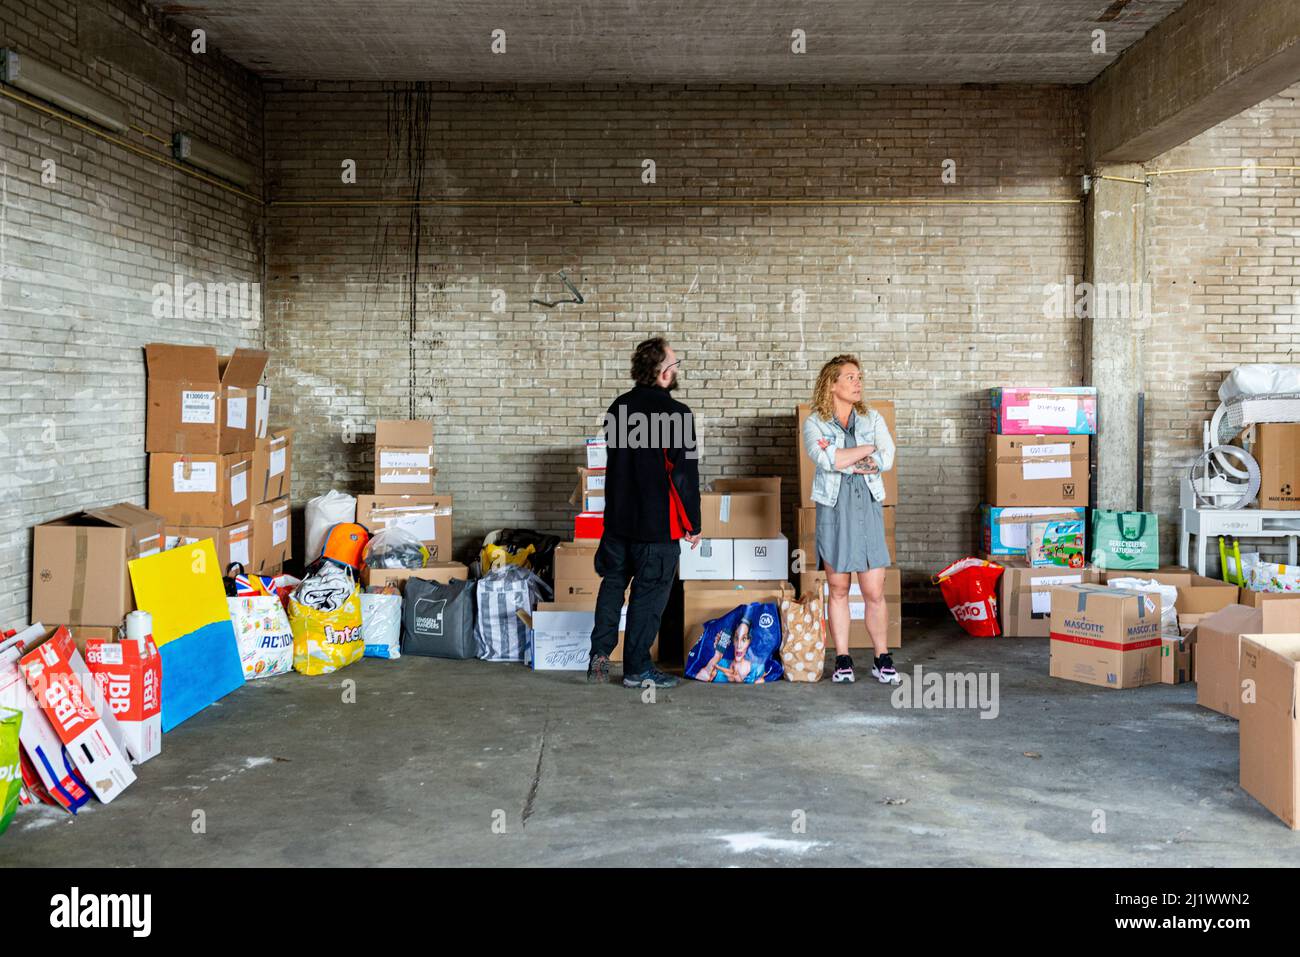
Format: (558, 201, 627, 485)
(662, 359, 683, 373)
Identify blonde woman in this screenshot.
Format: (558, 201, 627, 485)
(802, 355, 899, 684)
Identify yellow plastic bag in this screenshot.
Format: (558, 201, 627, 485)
(289, 579, 364, 676)
(480, 542, 535, 573)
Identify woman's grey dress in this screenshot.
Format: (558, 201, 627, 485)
(815, 409, 893, 573)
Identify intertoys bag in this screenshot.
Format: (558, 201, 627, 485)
(1089, 509, 1159, 571)
(289, 563, 364, 675)
(0, 707, 21, 835)
(475, 565, 550, 662)
(685, 601, 784, 684)
(780, 595, 825, 682)
(403, 577, 477, 658)
(361, 592, 403, 659)
(228, 595, 294, 679)
(934, 557, 1004, 637)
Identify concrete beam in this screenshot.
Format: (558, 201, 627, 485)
(1085, 164, 1147, 511)
(1087, 0, 1300, 164)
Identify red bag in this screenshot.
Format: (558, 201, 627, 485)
(934, 558, 1004, 637)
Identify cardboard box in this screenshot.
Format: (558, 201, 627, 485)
(986, 434, 1089, 507)
(18, 627, 136, 803)
(356, 494, 452, 563)
(1161, 633, 1195, 685)
(149, 452, 252, 526)
(83, 635, 162, 764)
(251, 427, 293, 504)
(700, 477, 782, 539)
(1196, 602, 1300, 718)
(1241, 590, 1300, 609)
(577, 467, 606, 495)
(31, 504, 165, 628)
(797, 400, 898, 508)
(585, 438, 607, 469)
(990, 387, 1097, 435)
(1239, 633, 1300, 828)
(996, 560, 1101, 638)
(374, 420, 436, 494)
(982, 505, 1086, 556)
(554, 541, 601, 599)
(798, 568, 903, 648)
(679, 537, 734, 580)
(163, 521, 255, 572)
(1252, 423, 1300, 510)
(362, 562, 469, 590)
(1101, 567, 1239, 623)
(144, 343, 268, 454)
(683, 580, 796, 656)
(253, 498, 291, 570)
(733, 536, 789, 580)
(525, 598, 656, 666)
(1048, 583, 1162, 689)
(575, 512, 604, 540)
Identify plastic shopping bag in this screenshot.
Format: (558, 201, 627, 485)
(685, 602, 784, 684)
(1245, 556, 1300, 594)
(1108, 578, 1180, 638)
(228, 596, 295, 679)
(361, 593, 403, 659)
(1089, 509, 1159, 571)
(0, 707, 21, 836)
(779, 595, 825, 682)
(934, 558, 1004, 637)
(289, 564, 364, 676)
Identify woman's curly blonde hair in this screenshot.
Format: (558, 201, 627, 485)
(811, 354, 869, 422)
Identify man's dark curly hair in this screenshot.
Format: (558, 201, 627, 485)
(630, 337, 669, 386)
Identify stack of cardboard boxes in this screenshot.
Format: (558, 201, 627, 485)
(355, 419, 464, 587)
(793, 401, 902, 649)
(981, 387, 1095, 638)
(573, 438, 606, 540)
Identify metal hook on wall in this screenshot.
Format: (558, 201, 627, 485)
(530, 271, 585, 308)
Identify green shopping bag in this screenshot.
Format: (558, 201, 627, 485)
(0, 707, 21, 836)
(1089, 509, 1160, 571)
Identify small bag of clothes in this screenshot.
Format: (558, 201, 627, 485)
(289, 562, 364, 675)
(685, 601, 784, 684)
(363, 526, 429, 569)
(475, 565, 550, 662)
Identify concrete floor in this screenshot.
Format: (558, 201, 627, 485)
(2, 610, 1296, 867)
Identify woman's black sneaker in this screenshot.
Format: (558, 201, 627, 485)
(831, 655, 856, 683)
(872, 653, 901, 685)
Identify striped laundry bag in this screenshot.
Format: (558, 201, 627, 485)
(475, 565, 552, 662)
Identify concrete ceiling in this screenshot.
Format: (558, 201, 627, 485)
(148, 0, 1188, 84)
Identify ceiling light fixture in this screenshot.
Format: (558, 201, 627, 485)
(0, 48, 131, 133)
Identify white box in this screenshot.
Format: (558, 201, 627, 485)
(528, 609, 595, 671)
(585, 438, 607, 469)
(679, 538, 734, 580)
(733, 536, 788, 580)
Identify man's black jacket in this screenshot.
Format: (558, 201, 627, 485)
(601, 384, 701, 542)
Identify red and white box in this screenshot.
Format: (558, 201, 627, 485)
(84, 637, 162, 765)
(19, 627, 136, 803)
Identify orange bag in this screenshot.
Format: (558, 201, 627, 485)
(319, 523, 370, 570)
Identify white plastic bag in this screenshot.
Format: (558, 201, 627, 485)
(1245, 556, 1300, 594)
(1108, 578, 1179, 637)
(362, 593, 403, 659)
(363, 526, 429, 569)
(305, 490, 357, 563)
(227, 596, 294, 679)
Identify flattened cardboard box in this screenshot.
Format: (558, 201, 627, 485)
(994, 559, 1100, 638)
(1239, 633, 1300, 829)
(253, 497, 291, 570)
(1049, 583, 1162, 689)
(251, 427, 293, 503)
(798, 568, 902, 649)
(144, 343, 267, 454)
(31, 503, 165, 628)
(1195, 602, 1300, 719)
(986, 434, 1089, 507)
(374, 419, 436, 495)
(797, 400, 898, 508)
(699, 477, 782, 539)
(164, 521, 254, 572)
(149, 452, 252, 526)
(356, 494, 452, 563)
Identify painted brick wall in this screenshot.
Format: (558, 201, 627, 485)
(0, 0, 264, 629)
(1144, 83, 1300, 566)
(263, 82, 1086, 584)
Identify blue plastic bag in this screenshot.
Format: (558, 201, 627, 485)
(685, 602, 783, 684)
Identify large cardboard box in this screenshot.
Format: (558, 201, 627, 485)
(798, 568, 902, 648)
(982, 505, 1087, 556)
(149, 452, 252, 526)
(554, 541, 601, 599)
(84, 634, 163, 764)
(683, 580, 796, 656)
(356, 494, 452, 563)
(990, 387, 1097, 435)
(1241, 590, 1300, 609)
(733, 536, 788, 580)
(31, 504, 164, 627)
(251, 427, 293, 503)
(997, 560, 1101, 638)
(700, 477, 782, 539)
(144, 343, 268, 454)
(986, 434, 1089, 507)
(797, 400, 898, 508)
(1239, 633, 1300, 828)
(1196, 602, 1300, 718)
(253, 498, 291, 570)
(164, 520, 255, 572)
(679, 537, 734, 580)
(1252, 423, 1300, 510)
(1048, 583, 1162, 689)
(374, 419, 436, 494)
(362, 561, 469, 590)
